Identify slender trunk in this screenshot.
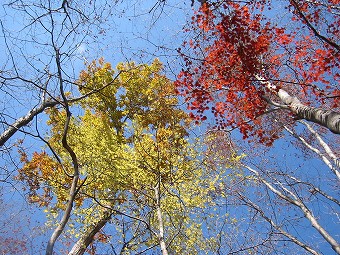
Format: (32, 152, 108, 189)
(283, 123, 340, 180)
(46, 176, 79, 255)
(46, 48, 80, 255)
(301, 120, 339, 166)
(154, 182, 169, 255)
(67, 204, 159, 255)
(68, 209, 113, 255)
(45, 108, 80, 255)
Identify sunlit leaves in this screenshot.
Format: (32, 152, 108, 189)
(18, 58, 238, 253)
(176, 0, 340, 143)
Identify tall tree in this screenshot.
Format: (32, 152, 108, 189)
(176, 0, 340, 143)
(3, 0, 339, 254)
(18, 59, 233, 254)
(176, 1, 340, 254)
(0, 1, 199, 254)
(201, 123, 339, 254)
(0, 1, 117, 254)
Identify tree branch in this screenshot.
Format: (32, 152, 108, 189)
(255, 75, 340, 134)
(236, 191, 321, 255)
(244, 164, 340, 254)
(0, 99, 59, 147)
(290, 0, 340, 52)
(282, 123, 340, 180)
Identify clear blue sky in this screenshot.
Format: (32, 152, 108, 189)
(0, 1, 338, 254)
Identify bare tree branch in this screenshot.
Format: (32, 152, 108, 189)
(290, 0, 340, 51)
(244, 164, 340, 254)
(282, 123, 340, 180)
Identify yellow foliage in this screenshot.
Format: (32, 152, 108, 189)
(18, 58, 242, 254)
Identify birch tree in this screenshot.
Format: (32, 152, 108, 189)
(175, 2, 340, 253)
(176, 0, 340, 143)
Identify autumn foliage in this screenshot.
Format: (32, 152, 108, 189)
(176, 0, 340, 144)
(16, 59, 235, 254)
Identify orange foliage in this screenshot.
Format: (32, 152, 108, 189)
(17, 151, 68, 207)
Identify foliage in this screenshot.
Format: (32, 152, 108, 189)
(4, 1, 339, 254)
(176, 2, 340, 254)
(176, 0, 340, 143)
(18, 59, 238, 254)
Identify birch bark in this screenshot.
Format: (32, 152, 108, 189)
(255, 75, 340, 134)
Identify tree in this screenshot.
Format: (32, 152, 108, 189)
(0, 0, 116, 147)
(0, 1, 118, 254)
(3, 0, 339, 254)
(18, 59, 234, 254)
(176, 0, 340, 143)
(0, 1, 197, 254)
(176, 1, 340, 254)
(200, 121, 339, 254)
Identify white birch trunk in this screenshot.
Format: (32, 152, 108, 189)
(283, 123, 340, 180)
(154, 183, 169, 255)
(255, 75, 340, 134)
(278, 89, 340, 134)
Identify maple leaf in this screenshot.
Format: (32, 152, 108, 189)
(177, 0, 340, 143)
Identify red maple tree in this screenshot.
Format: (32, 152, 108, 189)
(176, 0, 340, 145)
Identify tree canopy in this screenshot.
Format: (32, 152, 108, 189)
(176, 0, 340, 143)
(0, 1, 339, 255)
(18, 59, 240, 254)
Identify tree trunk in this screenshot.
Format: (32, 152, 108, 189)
(255, 75, 340, 134)
(277, 89, 340, 134)
(154, 183, 169, 255)
(68, 209, 113, 255)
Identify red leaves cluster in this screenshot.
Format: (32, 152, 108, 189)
(177, 2, 273, 140)
(176, 0, 340, 144)
(0, 236, 28, 255)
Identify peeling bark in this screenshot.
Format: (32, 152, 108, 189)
(278, 89, 340, 134)
(255, 75, 340, 134)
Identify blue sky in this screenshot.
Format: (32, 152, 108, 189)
(0, 0, 339, 254)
